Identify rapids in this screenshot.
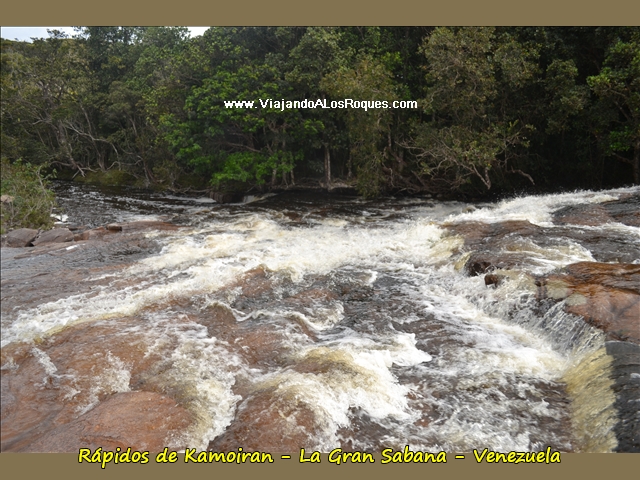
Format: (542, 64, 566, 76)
(1, 183, 639, 453)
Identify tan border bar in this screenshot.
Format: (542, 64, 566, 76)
(1, 0, 639, 26)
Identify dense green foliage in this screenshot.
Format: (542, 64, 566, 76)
(1, 158, 55, 233)
(2, 27, 638, 198)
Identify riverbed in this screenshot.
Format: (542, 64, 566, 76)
(1, 183, 638, 452)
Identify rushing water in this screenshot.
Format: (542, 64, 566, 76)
(1, 183, 639, 453)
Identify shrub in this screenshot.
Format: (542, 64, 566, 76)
(1, 158, 55, 234)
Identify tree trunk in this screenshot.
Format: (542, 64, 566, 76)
(634, 146, 639, 185)
(324, 144, 331, 189)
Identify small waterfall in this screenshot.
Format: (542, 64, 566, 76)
(563, 347, 618, 452)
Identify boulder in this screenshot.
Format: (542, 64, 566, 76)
(4, 228, 39, 247)
(32, 228, 74, 246)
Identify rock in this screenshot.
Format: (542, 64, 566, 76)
(4, 228, 39, 247)
(32, 228, 74, 246)
(74, 226, 116, 241)
(464, 252, 526, 276)
(208, 388, 322, 452)
(446, 220, 541, 248)
(1, 194, 15, 203)
(22, 391, 191, 453)
(602, 194, 640, 227)
(484, 273, 506, 287)
(465, 256, 493, 276)
(196, 302, 311, 372)
(105, 221, 178, 233)
(552, 204, 613, 227)
(0, 317, 192, 452)
(212, 192, 244, 204)
(537, 262, 640, 343)
(448, 219, 640, 265)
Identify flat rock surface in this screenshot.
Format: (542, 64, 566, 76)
(21, 391, 191, 453)
(537, 262, 640, 344)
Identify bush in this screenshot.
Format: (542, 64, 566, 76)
(1, 158, 56, 234)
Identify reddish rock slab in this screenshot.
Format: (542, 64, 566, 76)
(0, 317, 186, 452)
(32, 228, 74, 246)
(195, 302, 312, 374)
(537, 262, 640, 343)
(3, 228, 39, 247)
(22, 391, 191, 453)
(208, 388, 321, 452)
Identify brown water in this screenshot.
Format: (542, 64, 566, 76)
(2, 183, 639, 452)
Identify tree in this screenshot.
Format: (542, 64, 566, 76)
(588, 32, 640, 184)
(322, 56, 401, 197)
(409, 27, 538, 192)
(1, 35, 102, 174)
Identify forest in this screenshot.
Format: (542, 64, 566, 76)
(1, 27, 639, 204)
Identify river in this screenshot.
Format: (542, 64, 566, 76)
(1, 183, 639, 453)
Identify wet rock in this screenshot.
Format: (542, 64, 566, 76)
(484, 273, 506, 287)
(212, 192, 244, 204)
(552, 204, 613, 226)
(231, 267, 274, 299)
(446, 220, 541, 247)
(32, 228, 74, 246)
(208, 388, 322, 451)
(74, 226, 116, 241)
(3, 228, 39, 247)
(0, 317, 190, 452)
(448, 218, 640, 265)
(196, 303, 311, 372)
(22, 391, 191, 452)
(465, 256, 494, 276)
(605, 341, 640, 452)
(537, 262, 640, 343)
(602, 194, 640, 227)
(464, 251, 527, 276)
(107, 221, 179, 233)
